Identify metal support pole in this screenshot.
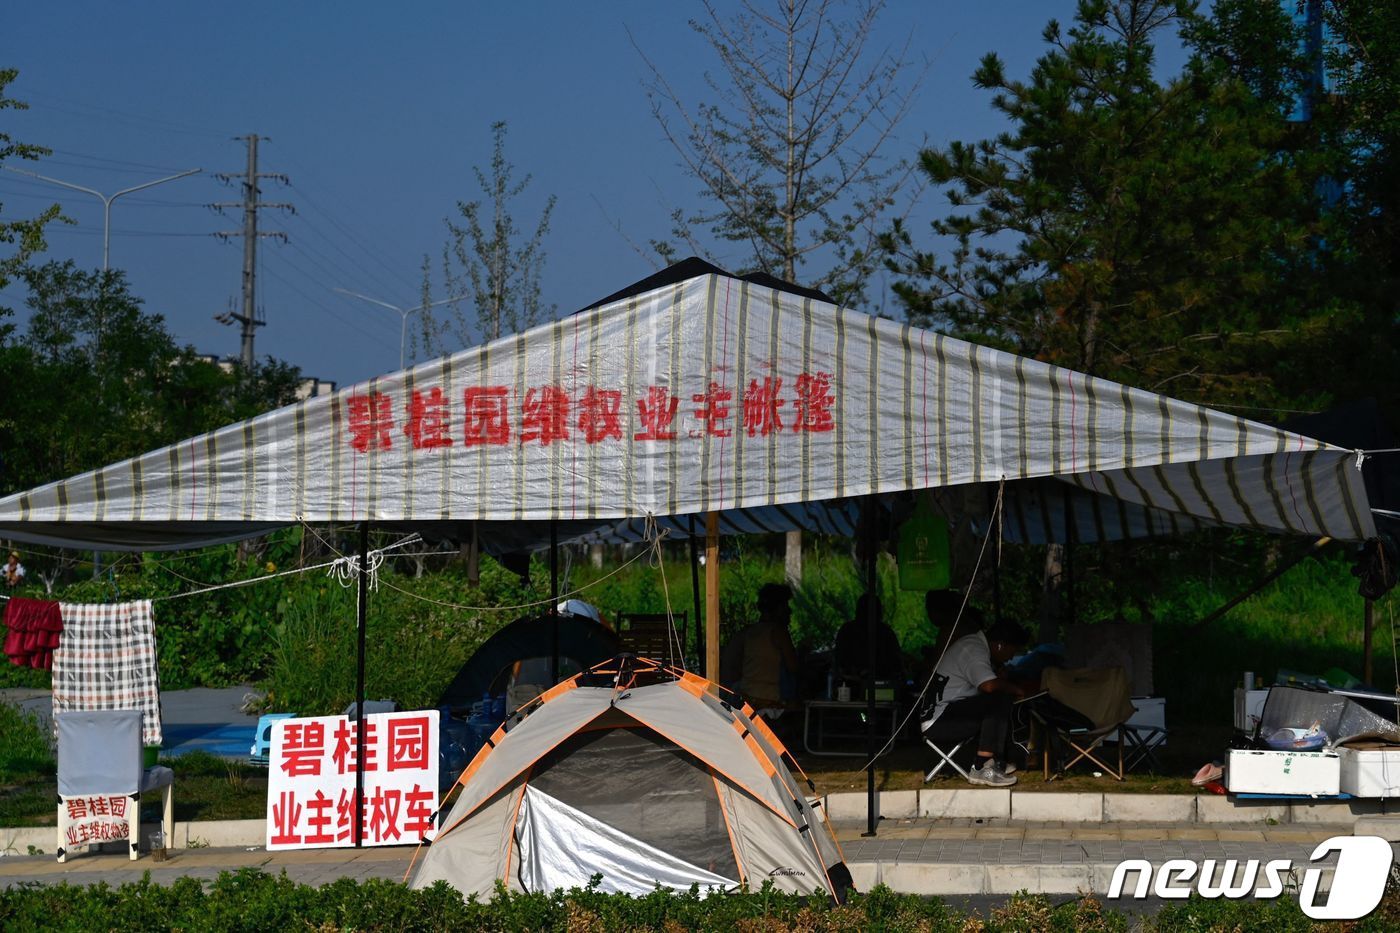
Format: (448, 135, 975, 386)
(354, 522, 369, 847)
(705, 512, 720, 689)
(550, 520, 560, 684)
(1063, 488, 1076, 629)
(689, 515, 702, 665)
(989, 486, 1002, 625)
(864, 495, 879, 837)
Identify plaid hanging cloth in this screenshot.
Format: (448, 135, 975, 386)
(3, 597, 64, 670)
(53, 600, 162, 746)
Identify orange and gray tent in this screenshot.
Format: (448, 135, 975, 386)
(0, 258, 1377, 550)
(409, 657, 848, 898)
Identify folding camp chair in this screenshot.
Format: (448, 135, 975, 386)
(55, 710, 174, 862)
(921, 674, 973, 783)
(1032, 667, 1135, 782)
(616, 612, 687, 666)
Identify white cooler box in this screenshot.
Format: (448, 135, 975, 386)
(1338, 744, 1400, 798)
(1226, 748, 1340, 796)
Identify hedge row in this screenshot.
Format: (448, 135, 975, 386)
(5, 869, 1400, 932)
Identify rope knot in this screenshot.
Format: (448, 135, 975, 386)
(328, 549, 385, 592)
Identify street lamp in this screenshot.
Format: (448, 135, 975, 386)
(333, 288, 464, 370)
(1, 165, 201, 270)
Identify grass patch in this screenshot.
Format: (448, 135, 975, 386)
(0, 701, 54, 784)
(0, 751, 266, 828)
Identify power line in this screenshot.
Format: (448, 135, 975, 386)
(21, 92, 230, 139)
(259, 251, 398, 345)
(266, 245, 401, 337)
(281, 209, 413, 304)
(280, 156, 421, 294)
(43, 148, 201, 174)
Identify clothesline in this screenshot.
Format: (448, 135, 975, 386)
(4, 523, 673, 617)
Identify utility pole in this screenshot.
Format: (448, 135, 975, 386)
(213, 135, 291, 370)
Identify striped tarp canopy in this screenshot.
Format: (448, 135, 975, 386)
(0, 266, 1375, 550)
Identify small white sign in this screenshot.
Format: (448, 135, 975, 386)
(266, 710, 439, 850)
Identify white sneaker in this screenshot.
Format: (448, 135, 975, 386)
(967, 760, 1017, 787)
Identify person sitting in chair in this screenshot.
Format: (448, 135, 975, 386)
(922, 593, 1029, 787)
(727, 583, 799, 714)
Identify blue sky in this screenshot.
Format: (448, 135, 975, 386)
(2, 1, 1187, 386)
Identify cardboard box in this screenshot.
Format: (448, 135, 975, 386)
(1338, 744, 1400, 798)
(1233, 688, 1269, 734)
(1226, 748, 1340, 796)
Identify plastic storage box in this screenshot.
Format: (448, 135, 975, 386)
(1338, 744, 1400, 798)
(1226, 748, 1340, 796)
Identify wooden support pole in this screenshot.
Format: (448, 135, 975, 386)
(689, 515, 702, 666)
(549, 520, 559, 685)
(705, 512, 720, 688)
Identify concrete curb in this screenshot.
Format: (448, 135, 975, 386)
(3, 819, 265, 857)
(847, 860, 1338, 897)
(829, 789, 1394, 826)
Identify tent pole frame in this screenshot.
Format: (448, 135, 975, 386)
(354, 521, 369, 848)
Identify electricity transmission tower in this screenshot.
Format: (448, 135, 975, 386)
(213, 134, 291, 369)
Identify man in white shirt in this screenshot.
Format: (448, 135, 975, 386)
(921, 592, 1028, 787)
(3, 551, 24, 589)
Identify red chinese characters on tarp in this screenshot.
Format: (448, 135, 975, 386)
(346, 391, 395, 452)
(345, 374, 839, 451)
(577, 387, 623, 444)
(692, 382, 734, 438)
(792, 372, 836, 433)
(403, 387, 454, 450)
(520, 386, 571, 445)
(634, 387, 680, 441)
(266, 712, 439, 850)
(463, 386, 510, 447)
(742, 376, 784, 438)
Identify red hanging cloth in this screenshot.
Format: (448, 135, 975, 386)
(4, 597, 64, 670)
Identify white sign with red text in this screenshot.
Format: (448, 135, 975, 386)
(266, 710, 438, 850)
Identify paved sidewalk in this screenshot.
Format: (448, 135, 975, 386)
(0, 819, 1369, 895)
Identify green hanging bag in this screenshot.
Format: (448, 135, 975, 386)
(898, 494, 950, 591)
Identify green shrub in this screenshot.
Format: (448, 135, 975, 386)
(259, 556, 548, 716)
(6, 872, 1399, 931)
(0, 701, 53, 783)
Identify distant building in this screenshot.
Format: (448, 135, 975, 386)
(193, 353, 336, 401)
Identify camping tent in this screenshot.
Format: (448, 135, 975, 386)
(410, 656, 848, 898)
(0, 258, 1376, 550)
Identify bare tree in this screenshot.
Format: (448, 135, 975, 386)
(432, 121, 556, 350)
(636, 0, 924, 309)
(637, 0, 924, 583)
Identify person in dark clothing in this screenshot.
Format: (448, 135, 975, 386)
(833, 593, 903, 684)
(922, 590, 1029, 786)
